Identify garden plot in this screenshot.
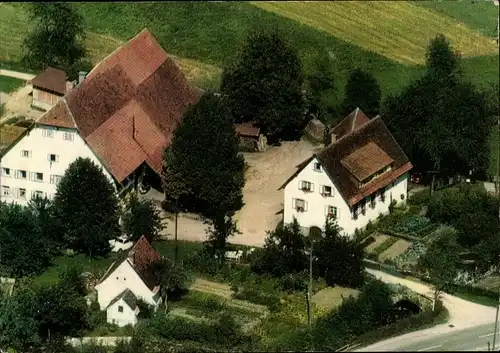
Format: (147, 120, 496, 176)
(364, 233, 389, 253)
(385, 214, 438, 240)
(378, 239, 412, 263)
(394, 243, 427, 271)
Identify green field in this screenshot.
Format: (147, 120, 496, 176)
(0, 2, 497, 98)
(251, 1, 497, 65)
(0, 76, 24, 93)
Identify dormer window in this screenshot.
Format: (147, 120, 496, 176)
(314, 162, 321, 172)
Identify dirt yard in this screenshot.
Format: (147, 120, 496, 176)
(155, 138, 321, 247)
(364, 233, 389, 253)
(0, 84, 43, 123)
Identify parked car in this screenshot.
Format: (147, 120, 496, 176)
(109, 235, 134, 253)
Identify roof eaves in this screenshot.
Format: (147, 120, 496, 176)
(278, 155, 316, 190)
(0, 124, 35, 159)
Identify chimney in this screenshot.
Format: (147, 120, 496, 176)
(323, 126, 331, 146)
(331, 132, 337, 144)
(78, 71, 87, 84)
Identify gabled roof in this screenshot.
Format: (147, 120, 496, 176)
(30, 67, 68, 95)
(330, 107, 370, 140)
(36, 28, 198, 183)
(127, 235, 161, 290)
(279, 114, 412, 206)
(0, 125, 28, 154)
(37, 99, 76, 129)
(341, 141, 394, 182)
(97, 235, 161, 291)
(107, 288, 138, 310)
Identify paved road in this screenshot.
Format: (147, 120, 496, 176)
(0, 69, 35, 81)
(355, 269, 499, 352)
(356, 322, 499, 351)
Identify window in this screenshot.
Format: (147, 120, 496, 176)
(42, 129, 54, 138)
(63, 132, 74, 141)
(18, 188, 26, 199)
(313, 162, 321, 172)
(321, 185, 332, 197)
(48, 154, 59, 162)
(16, 170, 27, 179)
(31, 190, 44, 199)
(50, 175, 63, 184)
(21, 150, 31, 158)
(1, 168, 10, 177)
(300, 180, 313, 192)
(2, 186, 10, 197)
(326, 206, 338, 218)
(294, 198, 306, 212)
(35, 172, 43, 182)
(118, 306, 124, 313)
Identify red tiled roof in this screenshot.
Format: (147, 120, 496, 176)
(37, 100, 76, 129)
(128, 235, 161, 290)
(30, 67, 68, 95)
(341, 141, 394, 182)
(40, 28, 198, 182)
(235, 122, 260, 138)
(280, 112, 412, 206)
(330, 107, 370, 140)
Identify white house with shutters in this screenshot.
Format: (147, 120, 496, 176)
(279, 109, 412, 236)
(0, 121, 114, 206)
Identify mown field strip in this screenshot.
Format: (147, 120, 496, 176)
(250, 1, 497, 65)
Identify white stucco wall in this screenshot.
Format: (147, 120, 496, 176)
(0, 124, 115, 206)
(106, 298, 138, 327)
(283, 158, 351, 233)
(283, 157, 409, 237)
(95, 260, 160, 310)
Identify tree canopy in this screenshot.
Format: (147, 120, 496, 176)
(221, 30, 306, 142)
(163, 92, 245, 220)
(0, 202, 51, 277)
(123, 193, 163, 243)
(52, 157, 120, 257)
(342, 68, 381, 118)
(22, 3, 86, 73)
(314, 218, 365, 288)
(382, 34, 493, 176)
(418, 227, 462, 303)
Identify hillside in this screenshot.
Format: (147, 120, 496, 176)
(0, 2, 497, 98)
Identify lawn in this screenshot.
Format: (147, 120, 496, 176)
(251, 1, 497, 65)
(34, 253, 119, 286)
(153, 240, 204, 262)
(312, 286, 360, 311)
(0, 75, 25, 93)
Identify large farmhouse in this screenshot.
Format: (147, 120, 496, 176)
(0, 29, 198, 206)
(280, 108, 412, 236)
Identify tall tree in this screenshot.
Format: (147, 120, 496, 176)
(52, 157, 120, 257)
(382, 34, 493, 176)
(28, 196, 61, 255)
(122, 193, 162, 243)
(314, 217, 365, 288)
(22, 3, 86, 72)
(305, 52, 339, 122)
(163, 92, 245, 222)
(221, 30, 305, 142)
(0, 202, 51, 277)
(418, 227, 462, 311)
(250, 219, 308, 277)
(342, 68, 381, 118)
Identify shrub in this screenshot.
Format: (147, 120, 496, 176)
(408, 190, 431, 206)
(388, 200, 397, 214)
(384, 259, 395, 266)
(137, 299, 155, 319)
(279, 272, 308, 293)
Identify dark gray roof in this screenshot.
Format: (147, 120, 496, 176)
(107, 288, 138, 310)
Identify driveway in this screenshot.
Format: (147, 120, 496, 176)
(148, 138, 322, 247)
(0, 69, 35, 81)
(356, 268, 498, 351)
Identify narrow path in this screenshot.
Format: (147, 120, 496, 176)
(367, 268, 496, 329)
(0, 69, 35, 81)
